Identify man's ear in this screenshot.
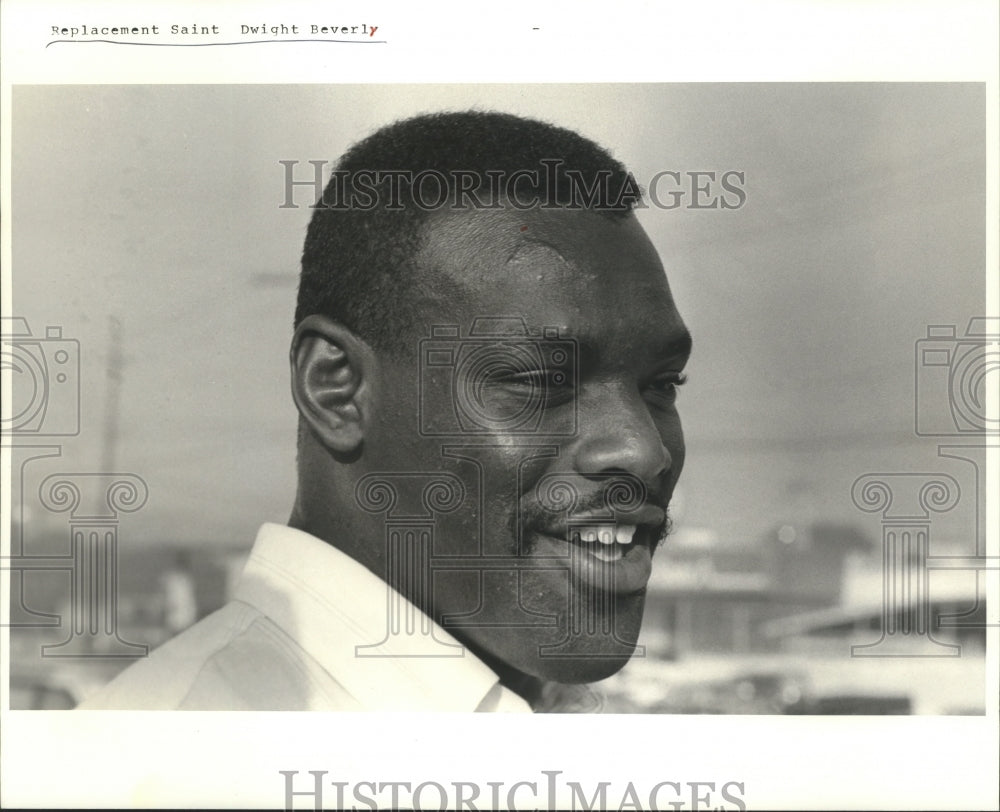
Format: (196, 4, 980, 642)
(290, 315, 376, 455)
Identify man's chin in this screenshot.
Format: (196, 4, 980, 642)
(529, 652, 635, 685)
(507, 618, 645, 685)
(457, 619, 642, 693)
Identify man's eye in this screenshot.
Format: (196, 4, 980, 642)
(647, 372, 687, 401)
(501, 370, 573, 391)
(480, 370, 575, 405)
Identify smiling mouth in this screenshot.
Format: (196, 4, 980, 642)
(568, 524, 639, 562)
(523, 507, 664, 594)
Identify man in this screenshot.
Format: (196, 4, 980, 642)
(81, 110, 691, 712)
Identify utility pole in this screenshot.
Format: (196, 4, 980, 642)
(100, 316, 123, 479)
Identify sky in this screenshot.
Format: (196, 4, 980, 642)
(10, 83, 988, 551)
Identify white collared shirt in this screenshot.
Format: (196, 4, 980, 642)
(80, 523, 531, 712)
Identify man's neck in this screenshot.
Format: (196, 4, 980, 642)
(288, 508, 553, 709)
(461, 643, 545, 708)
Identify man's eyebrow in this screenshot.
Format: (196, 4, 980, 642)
(505, 240, 571, 268)
(570, 326, 692, 369)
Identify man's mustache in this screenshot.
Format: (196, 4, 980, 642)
(512, 483, 673, 554)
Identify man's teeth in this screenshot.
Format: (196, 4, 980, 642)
(571, 525, 636, 545)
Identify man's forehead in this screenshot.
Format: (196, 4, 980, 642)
(407, 207, 686, 365)
(415, 207, 664, 287)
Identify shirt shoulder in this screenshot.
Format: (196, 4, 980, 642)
(77, 600, 360, 711)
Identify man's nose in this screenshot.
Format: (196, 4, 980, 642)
(571, 389, 671, 484)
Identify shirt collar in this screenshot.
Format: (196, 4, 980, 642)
(234, 523, 531, 712)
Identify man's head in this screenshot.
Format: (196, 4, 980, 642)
(289, 111, 690, 694)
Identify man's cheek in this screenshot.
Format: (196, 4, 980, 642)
(519, 568, 571, 610)
(431, 570, 481, 616)
(433, 507, 481, 554)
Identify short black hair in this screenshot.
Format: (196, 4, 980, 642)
(295, 110, 640, 353)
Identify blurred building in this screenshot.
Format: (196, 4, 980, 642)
(7, 524, 252, 708)
(643, 521, 876, 656)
